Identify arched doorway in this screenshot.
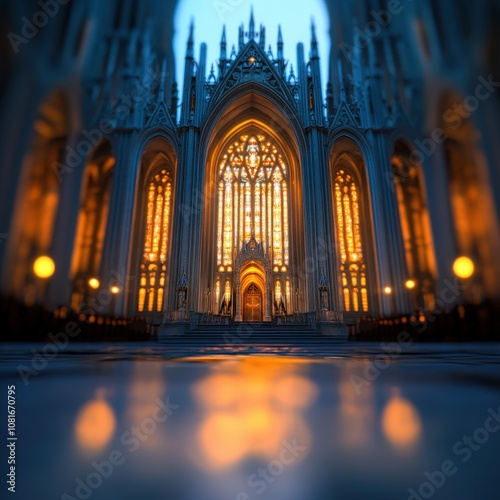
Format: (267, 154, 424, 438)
(243, 283, 263, 322)
(237, 254, 269, 322)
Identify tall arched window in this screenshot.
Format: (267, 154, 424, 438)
(392, 142, 436, 308)
(216, 133, 289, 270)
(10, 90, 68, 301)
(70, 141, 115, 310)
(334, 169, 369, 312)
(138, 168, 173, 312)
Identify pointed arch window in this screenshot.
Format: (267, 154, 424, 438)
(392, 143, 436, 308)
(334, 169, 369, 312)
(138, 169, 173, 312)
(217, 133, 290, 268)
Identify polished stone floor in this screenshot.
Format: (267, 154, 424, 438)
(1, 343, 500, 500)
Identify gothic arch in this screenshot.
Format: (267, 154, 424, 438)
(200, 93, 306, 319)
(6, 89, 70, 304)
(129, 136, 178, 314)
(391, 138, 437, 309)
(439, 91, 500, 299)
(70, 140, 115, 311)
(329, 135, 377, 316)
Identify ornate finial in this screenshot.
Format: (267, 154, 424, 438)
(311, 18, 319, 57)
(220, 25, 227, 60)
(208, 64, 216, 84)
(248, 6, 255, 39)
(277, 25, 284, 60)
(186, 19, 194, 58)
(158, 59, 167, 101)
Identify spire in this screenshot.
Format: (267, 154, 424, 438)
(249, 6, 255, 38)
(159, 59, 167, 101)
(260, 24, 266, 49)
(186, 19, 194, 58)
(220, 25, 227, 60)
(311, 18, 319, 58)
(238, 24, 244, 51)
(277, 25, 284, 60)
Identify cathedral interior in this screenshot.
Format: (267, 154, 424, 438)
(1, 0, 500, 338)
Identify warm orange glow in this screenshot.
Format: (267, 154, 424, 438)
(33, 256, 55, 279)
(453, 256, 475, 279)
(384, 286, 393, 295)
(382, 394, 422, 450)
(74, 394, 116, 453)
(110, 285, 120, 295)
(334, 169, 368, 312)
(193, 357, 317, 470)
(88, 278, 100, 289)
(405, 280, 416, 290)
(217, 132, 289, 266)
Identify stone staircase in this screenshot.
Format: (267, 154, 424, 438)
(158, 321, 348, 346)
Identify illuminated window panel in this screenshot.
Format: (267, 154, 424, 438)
(215, 280, 220, 312)
(286, 280, 291, 312)
(361, 288, 369, 312)
(138, 169, 173, 312)
(216, 133, 290, 269)
(255, 183, 261, 242)
(334, 170, 368, 312)
(392, 149, 436, 296)
(217, 182, 224, 265)
(223, 178, 233, 265)
(275, 280, 282, 302)
(283, 182, 289, 265)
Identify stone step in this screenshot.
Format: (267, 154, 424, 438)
(159, 321, 348, 343)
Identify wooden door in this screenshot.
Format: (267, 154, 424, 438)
(243, 284, 262, 322)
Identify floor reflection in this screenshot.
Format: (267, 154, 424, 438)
(192, 357, 317, 470)
(382, 390, 422, 451)
(2, 346, 500, 500)
(74, 388, 116, 455)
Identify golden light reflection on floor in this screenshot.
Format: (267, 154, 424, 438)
(382, 390, 422, 451)
(191, 356, 318, 470)
(125, 361, 167, 452)
(74, 389, 116, 455)
(337, 361, 376, 448)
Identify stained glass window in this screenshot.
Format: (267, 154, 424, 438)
(138, 169, 173, 312)
(335, 169, 368, 312)
(392, 148, 436, 308)
(217, 133, 289, 268)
